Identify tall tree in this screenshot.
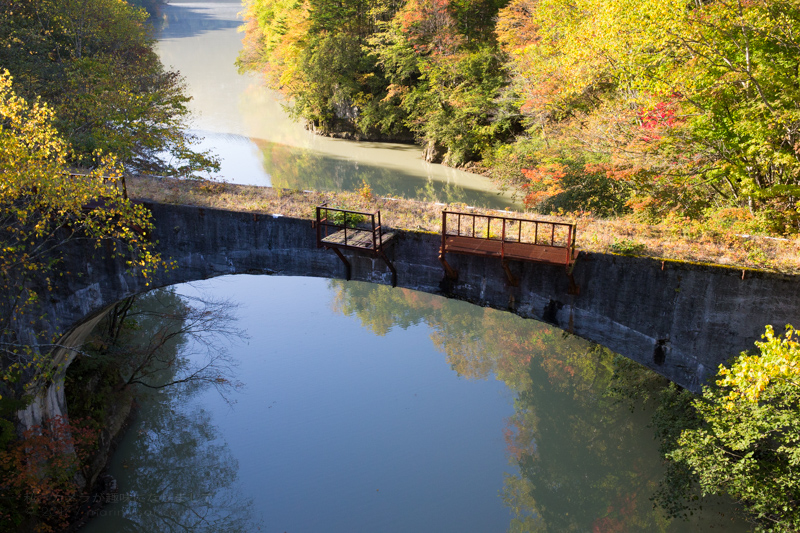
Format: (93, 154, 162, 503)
(0, 0, 218, 176)
(0, 70, 159, 401)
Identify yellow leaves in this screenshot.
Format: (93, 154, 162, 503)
(1, 70, 161, 292)
(716, 324, 800, 405)
(499, 0, 695, 113)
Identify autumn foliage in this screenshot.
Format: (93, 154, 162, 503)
(241, 0, 800, 232)
(0, 416, 98, 532)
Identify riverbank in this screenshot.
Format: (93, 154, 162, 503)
(128, 175, 800, 274)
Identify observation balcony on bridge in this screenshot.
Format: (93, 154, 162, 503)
(315, 203, 397, 286)
(439, 210, 579, 293)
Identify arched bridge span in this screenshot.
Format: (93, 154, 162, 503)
(47, 202, 800, 400)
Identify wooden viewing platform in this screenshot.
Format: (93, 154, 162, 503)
(439, 210, 579, 292)
(315, 204, 397, 286)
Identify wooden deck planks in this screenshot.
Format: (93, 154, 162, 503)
(443, 235, 575, 266)
(321, 228, 395, 251)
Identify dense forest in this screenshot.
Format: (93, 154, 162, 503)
(0, 0, 216, 175)
(239, 0, 800, 231)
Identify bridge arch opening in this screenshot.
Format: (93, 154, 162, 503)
(30, 201, 800, 433)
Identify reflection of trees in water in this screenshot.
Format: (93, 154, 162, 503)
(253, 138, 501, 207)
(86, 288, 261, 532)
(111, 401, 259, 533)
(82, 288, 244, 400)
(326, 280, 676, 532)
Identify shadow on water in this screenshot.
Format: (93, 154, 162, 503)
(327, 280, 752, 532)
(255, 138, 516, 208)
(157, 2, 242, 41)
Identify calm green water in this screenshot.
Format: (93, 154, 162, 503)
(155, 0, 517, 208)
(79, 276, 750, 532)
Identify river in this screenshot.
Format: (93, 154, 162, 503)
(155, 0, 517, 208)
(78, 276, 750, 532)
(76, 2, 751, 531)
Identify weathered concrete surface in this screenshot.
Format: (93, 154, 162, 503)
(25, 201, 800, 423)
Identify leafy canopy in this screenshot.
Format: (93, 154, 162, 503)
(0, 0, 218, 176)
(0, 70, 160, 398)
(669, 325, 800, 532)
(497, 0, 800, 224)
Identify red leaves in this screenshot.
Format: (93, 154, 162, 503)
(638, 100, 677, 142)
(0, 416, 98, 532)
(521, 164, 567, 208)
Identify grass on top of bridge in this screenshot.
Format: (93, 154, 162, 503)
(127, 175, 800, 275)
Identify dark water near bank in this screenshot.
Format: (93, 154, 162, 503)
(79, 276, 750, 532)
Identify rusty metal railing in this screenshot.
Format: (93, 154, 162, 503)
(315, 203, 385, 251)
(441, 210, 577, 267)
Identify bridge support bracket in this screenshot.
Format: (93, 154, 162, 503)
(567, 272, 580, 295)
(566, 259, 580, 295)
(378, 250, 397, 288)
(439, 253, 458, 281)
(501, 259, 519, 287)
(330, 247, 352, 281)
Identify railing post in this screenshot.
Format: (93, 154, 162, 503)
(315, 206, 321, 247)
(441, 211, 447, 254)
(566, 224, 572, 265)
(550, 223, 555, 246)
(372, 213, 377, 250)
(377, 211, 382, 249)
(501, 219, 506, 260)
(571, 224, 577, 264)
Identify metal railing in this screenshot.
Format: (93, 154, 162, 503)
(315, 203, 385, 251)
(441, 210, 577, 266)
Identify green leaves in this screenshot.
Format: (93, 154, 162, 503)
(666, 325, 800, 532)
(0, 0, 218, 176)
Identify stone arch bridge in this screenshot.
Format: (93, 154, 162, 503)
(24, 201, 800, 426)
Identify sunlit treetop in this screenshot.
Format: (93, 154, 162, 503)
(716, 324, 800, 407)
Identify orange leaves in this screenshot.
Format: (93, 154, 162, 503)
(521, 163, 566, 208)
(495, 0, 540, 52)
(0, 416, 98, 532)
(382, 83, 410, 102)
(396, 0, 463, 56)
